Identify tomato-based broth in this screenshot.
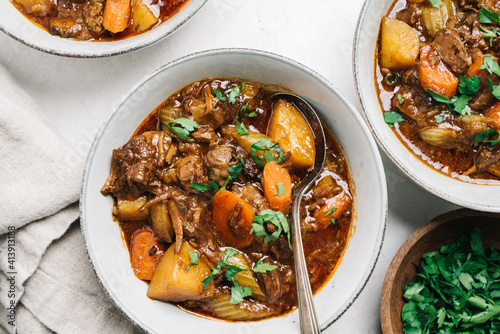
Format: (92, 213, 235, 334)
(11, 0, 188, 41)
(376, 0, 500, 183)
(101, 78, 353, 321)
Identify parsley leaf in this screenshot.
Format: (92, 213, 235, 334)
(274, 182, 286, 196)
(202, 262, 223, 289)
(397, 94, 405, 105)
(248, 111, 258, 118)
(228, 162, 243, 180)
(434, 111, 446, 123)
(475, 129, 500, 146)
(480, 26, 500, 46)
(487, 77, 500, 100)
(458, 75, 481, 95)
(186, 250, 199, 272)
(188, 181, 219, 192)
(479, 7, 500, 24)
(251, 209, 291, 248)
(235, 117, 249, 135)
(167, 118, 199, 140)
(449, 95, 472, 116)
(229, 282, 252, 305)
(480, 56, 500, 76)
(426, 89, 452, 103)
(324, 207, 337, 217)
(250, 138, 284, 168)
(330, 217, 336, 224)
(222, 248, 239, 263)
(384, 112, 404, 127)
(214, 89, 226, 102)
(225, 86, 241, 104)
(253, 259, 278, 273)
(428, 0, 441, 9)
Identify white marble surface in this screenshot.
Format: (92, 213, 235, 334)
(0, 0, 459, 332)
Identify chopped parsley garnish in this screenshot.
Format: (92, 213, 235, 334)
(186, 250, 199, 272)
(480, 26, 500, 46)
(402, 228, 500, 333)
(479, 56, 500, 76)
(225, 86, 241, 104)
(434, 111, 446, 124)
(202, 248, 251, 305)
(235, 117, 249, 135)
(228, 160, 243, 180)
(384, 111, 404, 127)
(167, 118, 199, 140)
(487, 77, 500, 100)
(329, 217, 336, 224)
(426, 89, 472, 116)
(253, 259, 278, 273)
(250, 138, 284, 168)
(386, 73, 399, 85)
(251, 209, 291, 248)
(188, 181, 219, 192)
(248, 111, 258, 118)
(426, 89, 452, 103)
(274, 182, 286, 196)
(458, 75, 480, 95)
(324, 207, 337, 217)
(214, 89, 226, 102)
(474, 129, 500, 146)
(427, 0, 441, 9)
(479, 7, 500, 24)
(397, 94, 405, 105)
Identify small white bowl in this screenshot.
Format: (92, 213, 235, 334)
(80, 48, 388, 333)
(0, 0, 206, 57)
(353, 0, 500, 212)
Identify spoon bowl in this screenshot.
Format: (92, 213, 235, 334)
(273, 93, 326, 334)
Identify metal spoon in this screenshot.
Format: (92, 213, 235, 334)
(273, 93, 325, 334)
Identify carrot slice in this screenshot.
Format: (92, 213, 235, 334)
(262, 161, 292, 214)
(485, 101, 500, 130)
(212, 189, 255, 248)
(130, 228, 161, 280)
(467, 55, 490, 77)
(103, 0, 131, 33)
(314, 192, 351, 226)
(419, 45, 458, 98)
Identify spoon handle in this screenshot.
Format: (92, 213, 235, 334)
(292, 192, 321, 334)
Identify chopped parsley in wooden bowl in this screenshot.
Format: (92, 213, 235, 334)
(381, 209, 500, 333)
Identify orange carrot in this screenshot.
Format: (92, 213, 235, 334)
(467, 55, 490, 77)
(419, 45, 458, 98)
(103, 0, 131, 33)
(314, 192, 351, 227)
(262, 161, 292, 214)
(130, 228, 161, 280)
(212, 190, 255, 248)
(485, 101, 500, 130)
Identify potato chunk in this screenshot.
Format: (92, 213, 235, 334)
(150, 202, 174, 243)
(147, 242, 214, 302)
(421, 0, 452, 37)
(379, 17, 420, 70)
(113, 196, 149, 220)
(132, 0, 158, 32)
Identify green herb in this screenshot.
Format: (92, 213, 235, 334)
(458, 75, 481, 95)
(248, 111, 258, 118)
(214, 89, 226, 102)
(225, 86, 241, 104)
(434, 111, 446, 124)
(274, 182, 286, 196)
(397, 94, 405, 105)
(474, 129, 500, 146)
(487, 77, 500, 100)
(480, 56, 500, 76)
(402, 228, 500, 333)
(202, 249, 252, 305)
(240, 99, 252, 115)
(427, 0, 441, 9)
(250, 138, 284, 168)
(251, 209, 291, 248)
(479, 7, 500, 24)
(386, 73, 399, 85)
(426, 89, 452, 103)
(480, 26, 500, 46)
(235, 117, 249, 135)
(221, 176, 231, 190)
(188, 181, 219, 192)
(324, 207, 337, 217)
(329, 217, 336, 224)
(167, 118, 199, 140)
(384, 112, 404, 127)
(426, 89, 472, 116)
(229, 281, 252, 305)
(235, 156, 245, 165)
(186, 250, 199, 272)
(228, 162, 243, 180)
(253, 259, 278, 273)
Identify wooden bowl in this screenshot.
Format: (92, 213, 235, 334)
(380, 209, 500, 334)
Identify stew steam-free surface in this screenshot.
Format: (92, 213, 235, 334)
(101, 78, 353, 321)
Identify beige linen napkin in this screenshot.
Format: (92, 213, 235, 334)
(0, 64, 141, 333)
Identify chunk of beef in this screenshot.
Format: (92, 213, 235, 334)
(232, 184, 269, 213)
(432, 29, 471, 74)
(101, 131, 172, 198)
(175, 155, 207, 190)
(49, 18, 92, 40)
(83, 2, 104, 34)
(476, 147, 500, 171)
(191, 125, 217, 143)
(392, 85, 430, 123)
(205, 144, 234, 185)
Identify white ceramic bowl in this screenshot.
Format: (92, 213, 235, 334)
(354, 0, 500, 212)
(80, 48, 387, 333)
(0, 0, 206, 57)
